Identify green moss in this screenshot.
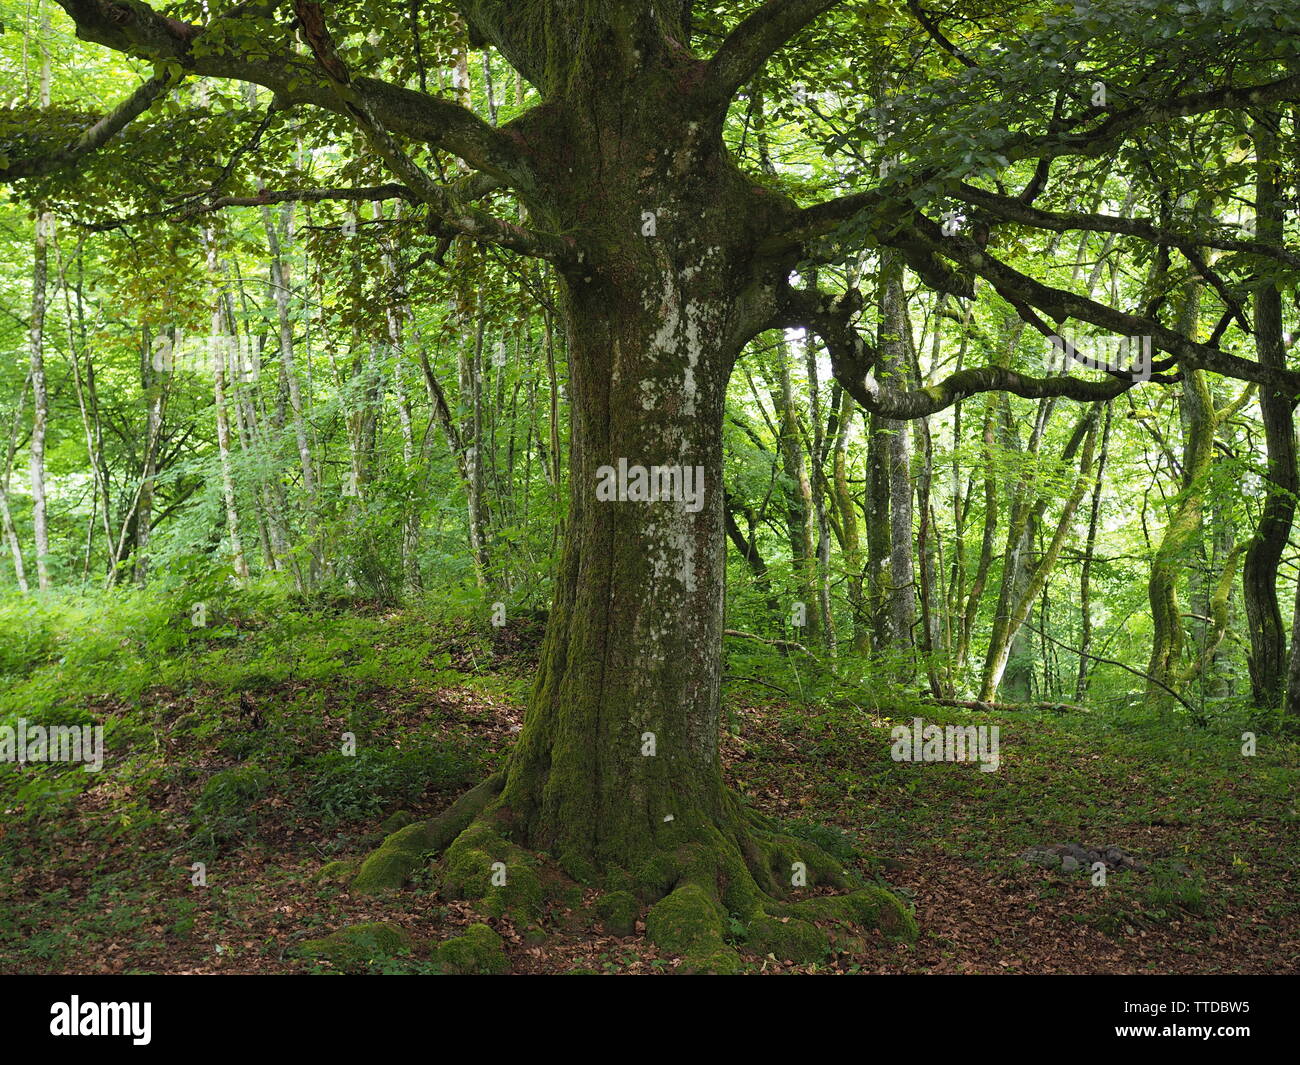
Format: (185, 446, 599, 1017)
(557, 849, 599, 885)
(440, 822, 545, 922)
(785, 886, 919, 942)
(632, 852, 679, 902)
(678, 945, 743, 974)
(348, 774, 507, 895)
(645, 882, 726, 955)
(434, 922, 509, 975)
(314, 859, 359, 884)
(350, 821, 435, 894)
(745, 914, 826, 963)
(295, 921, 412, 973)
(753, 833, 849, 897)
(715, 844, 764, 916)
(595, 890, 640, 937)
(378, 810, 416, 836)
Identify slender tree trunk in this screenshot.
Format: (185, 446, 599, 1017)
(865, 252, 916, 662)
(28, 209, 52, 590)
(378, 201, 422, 592)
(956, 394, 1000, 676)
(205, 231, 249, 582)
(803, 328, 836, 654)
(1243, 119, 1297, 711)
(1, 373, 31, 593)
(262, 199, 322, 585)
(983, 411, 1100, 699)
(134, 326, 165, 584)
(768, 339, 820, 643)
(832, 388, 869, 652)
(0, 484, 28, 594)
(27, 19, 53, 590)
(1076, 402, 1113, 702)
(459, 313, 492, 590)
(981, 403, 1096, 700)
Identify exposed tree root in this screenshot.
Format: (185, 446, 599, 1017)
(343, 775, 917, 973)
(350, 771, 506, 894)
(628, 804, 916, 972)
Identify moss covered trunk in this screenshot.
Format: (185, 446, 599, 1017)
(337, 13, 919, 964)
(501, 273, 740, 876)
(494, 67, 785, 876)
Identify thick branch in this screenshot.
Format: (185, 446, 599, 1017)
(904, 216, 1300, 395)
(53, 0, 537, 190)
(954, 183, 1300, 270)
(0, 70, 178, 180)
(779, 286, 1138, 419)
(705, 0, 844, 106)
(189, 183, 417, 213)
(290, 2, 575, 266)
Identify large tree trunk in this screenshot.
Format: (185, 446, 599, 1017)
(350, 46, 913, 965)
(500, 270, 732, 874)
(488, 89, 764, 871)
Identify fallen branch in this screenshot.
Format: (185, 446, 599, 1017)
(724, 628, 819, 659)
(925, 697, 1085, 713)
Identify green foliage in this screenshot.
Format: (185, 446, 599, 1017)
(301, 743, 476, 826)
(192, 765, 271, 843)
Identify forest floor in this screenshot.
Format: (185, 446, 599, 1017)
(1, 596, 1297, 974)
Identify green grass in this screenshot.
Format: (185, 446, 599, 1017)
(0, 590, 1296, 973)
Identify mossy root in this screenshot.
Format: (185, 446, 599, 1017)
(349, 772, 505, 894)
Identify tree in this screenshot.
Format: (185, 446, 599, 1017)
(19, 0, 1300, 966)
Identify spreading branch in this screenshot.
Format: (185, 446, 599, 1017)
(780, 285, 1143, 419)
(186, 183, 417, 214)
(0, 69, 180, 181)
(953, 183, 1300, 270)
(705, 0, 844, 107)
(290, 2, 576, 267)
(788, 72, 1300, 260)
(904, 215, 1300, 394)
(53, 0, 537, 190)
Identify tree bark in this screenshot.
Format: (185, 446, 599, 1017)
(28, 210, 52, 591)
(1243, 119, 1296, 711)
(205, 230, 250, 583)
